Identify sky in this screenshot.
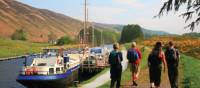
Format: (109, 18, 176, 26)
(17, 0, 200, 34)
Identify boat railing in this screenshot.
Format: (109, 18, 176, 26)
(19, 70, 64, 76)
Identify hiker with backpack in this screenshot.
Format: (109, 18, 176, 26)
(165, 41, 180, 88)
(127, 42, 142, 86)
(108, 43, 123, 88)
(148, 41, 167, 88)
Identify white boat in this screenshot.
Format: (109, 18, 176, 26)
(81, 47, 109, 71)
(16, 48, 80, 88)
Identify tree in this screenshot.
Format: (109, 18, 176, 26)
(158, 0, 200, 31)
(57, 36, 73, 45)
(11, 29, 27, 41)
(120, 24, 144, 43)
(78, 26, 120, 46)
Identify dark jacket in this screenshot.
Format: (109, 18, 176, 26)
(109, 50, 123, 80)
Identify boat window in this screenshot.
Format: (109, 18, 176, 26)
(49, 68, 54, 74)
(37, 63, 47, 66)
(90, 49, 102, 53)
(56, 68, 60, 72)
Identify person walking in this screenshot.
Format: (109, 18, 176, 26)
(165, 41, 180, 88)
(127, 42, 142, 86)
(108, 43, 123, 88)
(148, 41, 166, 88)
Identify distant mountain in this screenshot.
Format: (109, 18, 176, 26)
(141, 28, 171, 38)
(93, 23, 171, 38)
(0, 0, 83, 42)
(93, 22, 123, 32)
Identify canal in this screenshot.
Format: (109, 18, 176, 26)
(0, 44, 113, 88)
(0, 57, 34, 88)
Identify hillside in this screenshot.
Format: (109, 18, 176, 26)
(142, 28, 171, 38)
(0, 0, 84, 42)
(93, 23, 171, 38)
(0, 0, 172, 43)
(93, 22, 123, 32)
(182, 32, 200, 38)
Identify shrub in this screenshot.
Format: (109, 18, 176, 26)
(11, 29, 27, 41)
(57, 36, 73, 45)
(120, 24, 144, 43)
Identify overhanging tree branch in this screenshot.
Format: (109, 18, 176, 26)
(157, 0, 200, 31)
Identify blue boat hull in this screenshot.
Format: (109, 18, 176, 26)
(16, 65, 80, 88)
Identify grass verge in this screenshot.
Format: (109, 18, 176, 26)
(0, 38, 49, 58)
(80, 68, 110, 85)
(181, 54, 200, 88)
(0, 38, 81, 59)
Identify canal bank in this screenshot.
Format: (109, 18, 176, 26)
(80, 50, 128, 88)
(0, 54, 36, 61)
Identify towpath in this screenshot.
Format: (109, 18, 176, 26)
(121, 67, 170, 88)
(81, 50, 128, 88)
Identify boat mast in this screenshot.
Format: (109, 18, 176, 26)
(83, 0, 87, 47)
(92, 23, 95, 47)
(101, 30, 103, 46)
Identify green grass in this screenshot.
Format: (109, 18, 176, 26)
(0, 38, 49, 58)
(98, 45, 150, 88)
(181, 54, 200, 88)
(80, 68, 109, 85)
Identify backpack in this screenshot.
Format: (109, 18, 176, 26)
(127, 48, 139, 63)
(109, 51, 120, 65)
(166, 48, 178, 65)
(148, 51, 162, 67)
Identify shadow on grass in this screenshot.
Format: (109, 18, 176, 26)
(182, 77, 191, 88)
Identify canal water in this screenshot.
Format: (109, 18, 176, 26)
(0, 57, 34, 88)
(0, 45, 113, 88)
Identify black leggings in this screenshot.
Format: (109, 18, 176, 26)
(110, 79, 121, 88)
(110, 65, 122, 88)
(168, 66, 178, 88)
(149, 66, 162, 86)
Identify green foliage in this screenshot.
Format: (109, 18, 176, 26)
(78, 27, 120, 46)
(102, 30, 120, 44)
(158, 0, 200, 31)
(181, 54, 200, 88)
(11, 29, 27, 41)
(120, 24, 144, 44)
(57, 36, 74, 45)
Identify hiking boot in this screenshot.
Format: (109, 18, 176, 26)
(132, 81, 138, 86)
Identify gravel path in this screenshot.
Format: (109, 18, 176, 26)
(122, 67, 170, 88)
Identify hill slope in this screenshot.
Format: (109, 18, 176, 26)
(93, 23, 171, 38)
(0, 0, 83, 42)
(142, 28, 171, 38)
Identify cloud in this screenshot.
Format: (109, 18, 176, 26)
(112, 0, 145, 8)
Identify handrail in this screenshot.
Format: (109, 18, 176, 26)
(19, 70, 64, 76)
